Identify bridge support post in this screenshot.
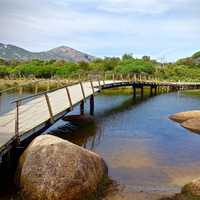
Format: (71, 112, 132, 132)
(80, 100, 84, 115)
(141, 86, 144, 99)
(90, 95, 94, 115)
(132, 85, 136, 99)
(157, 86, 160, 94)
(154, 86, 157, 95)
(150, 86, 153, 96)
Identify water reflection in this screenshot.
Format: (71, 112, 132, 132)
(48, 90, 200, 196)
(48, 118, 99, 150)
(48, 92, 151, 150)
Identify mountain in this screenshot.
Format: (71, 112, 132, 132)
(176, 50, 200, 66)
(191, 51, 200, 63)
(0, 43, 95, 62)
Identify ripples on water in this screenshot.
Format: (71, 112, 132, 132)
(2, 89, 200, 198)
(47, 90, 200, 195)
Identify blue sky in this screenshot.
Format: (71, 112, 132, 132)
(0, 0, 200, 61)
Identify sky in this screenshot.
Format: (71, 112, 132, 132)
(0, 0, 200, 61)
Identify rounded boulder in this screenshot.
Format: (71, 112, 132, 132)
(16, 135, 107, 200)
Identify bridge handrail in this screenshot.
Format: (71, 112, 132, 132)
(0, 79, 46, 95)
(11, 80, 80, 104)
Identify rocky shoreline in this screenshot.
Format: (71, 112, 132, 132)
(168, 110, 200, 200)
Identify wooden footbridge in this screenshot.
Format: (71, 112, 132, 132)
(0, 74, 200, 164)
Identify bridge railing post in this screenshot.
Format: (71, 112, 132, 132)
(90, 80, 95, 95)
(139, 74, 142, 82)
(120, 74, 123, 81)
(112, 74, 115, 83)
(104, 73, 107, 82)
(15, 101, 20, 144)
(128, 73, 131, 82)
(98, 78, 102, 91)
(134, 74, 136, 82)
(80, 81, 86, 102)
(44, 93, 54, 123)
(34, 82, 38, 94)
(46, 79, 50, 91)
(66, 86, 73, 111)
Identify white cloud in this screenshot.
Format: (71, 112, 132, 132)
(0, 0, 199, 61)
(98, 0, 171, 15)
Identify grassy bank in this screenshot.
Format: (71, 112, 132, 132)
(0, 79, 75, 94)
(182, 90, 200, 98)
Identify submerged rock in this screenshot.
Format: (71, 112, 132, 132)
(63, 114, 94, 123)
(16, 135, 107, 200)
(182, 118, 200, 134)
(169, 110, 200, 123)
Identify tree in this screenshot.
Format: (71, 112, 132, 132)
(122, 53, 133, 60)
(142, 56, 151, 61)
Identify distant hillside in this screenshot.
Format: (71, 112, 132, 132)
(176, 50, 200, 66)
(0, 43, 95, 62)
(192, 51, 200, 63)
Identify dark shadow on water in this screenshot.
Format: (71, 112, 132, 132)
(48, 93, 153, 150)
(50, 117, 99, 150)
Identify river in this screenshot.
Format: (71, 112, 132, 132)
(2, 89, 200, 199)
(47, 89, 200, 198)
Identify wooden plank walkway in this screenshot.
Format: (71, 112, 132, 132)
(0, 80, 117, 153)
(1, 77, 200, 155)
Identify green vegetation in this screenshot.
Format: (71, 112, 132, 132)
(182, 90, 200, 98)
(0, 51, 200, 81)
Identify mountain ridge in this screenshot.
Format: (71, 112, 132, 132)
(0, 43, 95, 62)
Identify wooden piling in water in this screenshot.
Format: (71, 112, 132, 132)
(154, 86, 157, 95)
(80, 100, 84, 115)
(150, 86, 153, 96)
(90, 95, 94, 115)
(141, 86, 144, 99)
(132, 85, 136, 99)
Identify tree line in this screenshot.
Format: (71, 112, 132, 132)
(0, 52, 200, 81)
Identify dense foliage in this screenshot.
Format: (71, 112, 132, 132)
(0, 52, 200, 81)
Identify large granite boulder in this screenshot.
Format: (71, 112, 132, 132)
(182, 118, 200, 133)
(169, 111, 200, 123)
(16, 135, 107, 200)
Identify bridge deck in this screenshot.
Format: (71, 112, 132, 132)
(0, 80, 119, 153)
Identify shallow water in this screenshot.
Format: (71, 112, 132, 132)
(49, 90, 200, 195)
(2, 89, 200, 199)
